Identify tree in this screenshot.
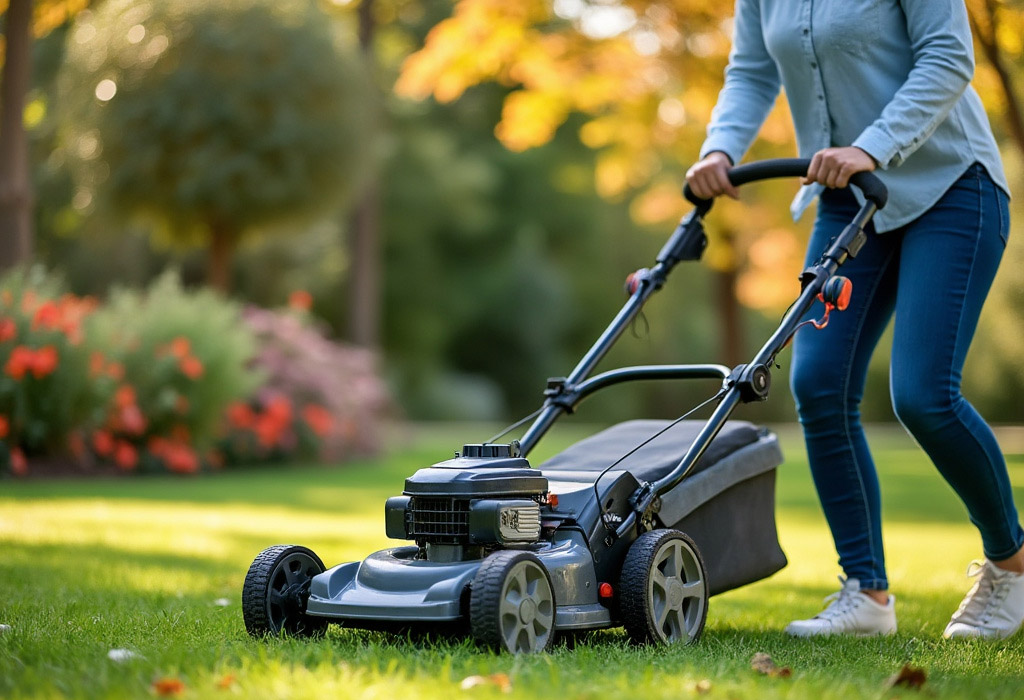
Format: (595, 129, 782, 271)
(967, 0, 1024, 165)
(0, 0, 89, 271)
(394, 0, 799, 363)
(58, 0, 376, 291)
(393, 0, 1024, 368)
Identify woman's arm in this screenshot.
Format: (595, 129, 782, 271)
(699, 0, 781, 165)
(850, 0, 975, 170)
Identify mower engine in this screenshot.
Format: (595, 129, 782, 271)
(383, 442, 549, 562)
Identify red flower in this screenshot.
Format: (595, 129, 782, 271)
(288, 289, 313, 311)
(4, 345, 35, 380)
(264, 395, 292, 424)
(226, 402, 255, 429)
(92, 430, 114, 457)
(164, 442, 199, 474)
(169, 336, 191, 360)
(30, 345, 59, 379)
(180, 355, 204, 379)
(114, 441, 138, 471)
(152, 678, 186, 696)
(0, 317, 16, 343)
(31, 301, 62, 331)
(0, 414, 9, 439)
(301, 404, 334, 438)
(115, 385, 136, 409)
(10, 448, 28, 476)
(255, 416, 283, 448)
(120, 404, 147, 436)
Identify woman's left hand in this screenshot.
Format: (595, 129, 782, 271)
(802, 147, 877, 189)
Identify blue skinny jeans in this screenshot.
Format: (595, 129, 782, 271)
(790, 163, 1023, 590)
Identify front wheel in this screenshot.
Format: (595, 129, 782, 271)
(619, 529, 708, 645)
(469, 550, 556, 653)
(242, 545, 328, 637)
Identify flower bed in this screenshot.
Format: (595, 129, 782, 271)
(0, 269, 390, 476)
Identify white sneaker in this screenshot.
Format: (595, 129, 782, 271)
(943, 560, 1024, 640)
(785, 577, 897, 637)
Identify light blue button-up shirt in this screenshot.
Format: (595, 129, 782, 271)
(699, 0, 1010, 232)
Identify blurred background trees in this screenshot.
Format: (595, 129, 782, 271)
(58, 0, 375, 291)
(2, 0, 1023, 457)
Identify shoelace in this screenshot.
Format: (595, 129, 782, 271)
(817, 576, 862, 621)
(953, 561, 1012, 625)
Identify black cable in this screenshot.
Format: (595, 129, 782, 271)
(484, 406, 546, 445)
(593, 388, 728, 532)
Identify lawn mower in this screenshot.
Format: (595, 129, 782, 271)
(242, 158, 887, 652)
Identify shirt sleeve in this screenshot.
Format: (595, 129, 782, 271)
(851, 0, 975, 169)
(699, 0, 782, 164)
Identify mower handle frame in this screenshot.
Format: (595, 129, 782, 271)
(515, 158, 884, 525)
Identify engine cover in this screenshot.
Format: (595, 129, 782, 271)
(387, 443, 548, 546)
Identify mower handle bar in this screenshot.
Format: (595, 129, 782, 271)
(682, 157, 888, 214)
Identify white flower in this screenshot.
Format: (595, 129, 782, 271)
(107, 648, 141, 662)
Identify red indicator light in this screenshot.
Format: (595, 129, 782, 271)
(598, 582, 614, 598)
(547, 493, 559, 508)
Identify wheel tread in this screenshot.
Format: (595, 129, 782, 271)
(242, 544, 327, 638)
(618, 529, 707, 645)
(469, 550, 554, 653)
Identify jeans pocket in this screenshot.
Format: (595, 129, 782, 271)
(997, 189, 1010, 248)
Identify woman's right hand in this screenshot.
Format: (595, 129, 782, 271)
(685, 151, 739, 200)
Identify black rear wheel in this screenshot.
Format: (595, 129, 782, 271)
(242, 545, 328, 637)
(619, 529, 707, 645)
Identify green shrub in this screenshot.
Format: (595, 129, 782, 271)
(84, 273, 259, 472)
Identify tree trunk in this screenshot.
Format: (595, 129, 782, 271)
(969, 0, 1024, 162)
(0, 0, 35, 271)
(346, 0, 381, 348)
(716, 266, 743, 369)
(208, 223, 235, 293)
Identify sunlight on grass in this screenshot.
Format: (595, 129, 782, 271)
(2, 424, 1023, 699)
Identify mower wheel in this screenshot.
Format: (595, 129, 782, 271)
(242, 545, 328, 638)
(619, 529, 707, 645)
(470, 550, 556, 653)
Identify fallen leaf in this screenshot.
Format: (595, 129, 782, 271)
(885, 664, 927, 690)
(460, 673, 513, 693)
(751, 652, 792, 678)
(152, 678, 186, 696)
(107, 648, 141, 662)
(212, 598, 231, 607)
(216, 674, 236, 689)
(694, 679, 712, 694)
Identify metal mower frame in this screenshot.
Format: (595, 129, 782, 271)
(242, 158, 887, 652)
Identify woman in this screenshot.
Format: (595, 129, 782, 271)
(686, 0, 1024, 639)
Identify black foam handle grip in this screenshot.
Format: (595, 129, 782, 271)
(683, 157, 888, 213)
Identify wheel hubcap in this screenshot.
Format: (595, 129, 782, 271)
(649, 539, 705, 643)
(497, 561, 553, 653)
(518, 597, 537, 624)
(267, 552, 322, 633)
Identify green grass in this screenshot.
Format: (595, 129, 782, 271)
(2, 422, 1023, 699)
